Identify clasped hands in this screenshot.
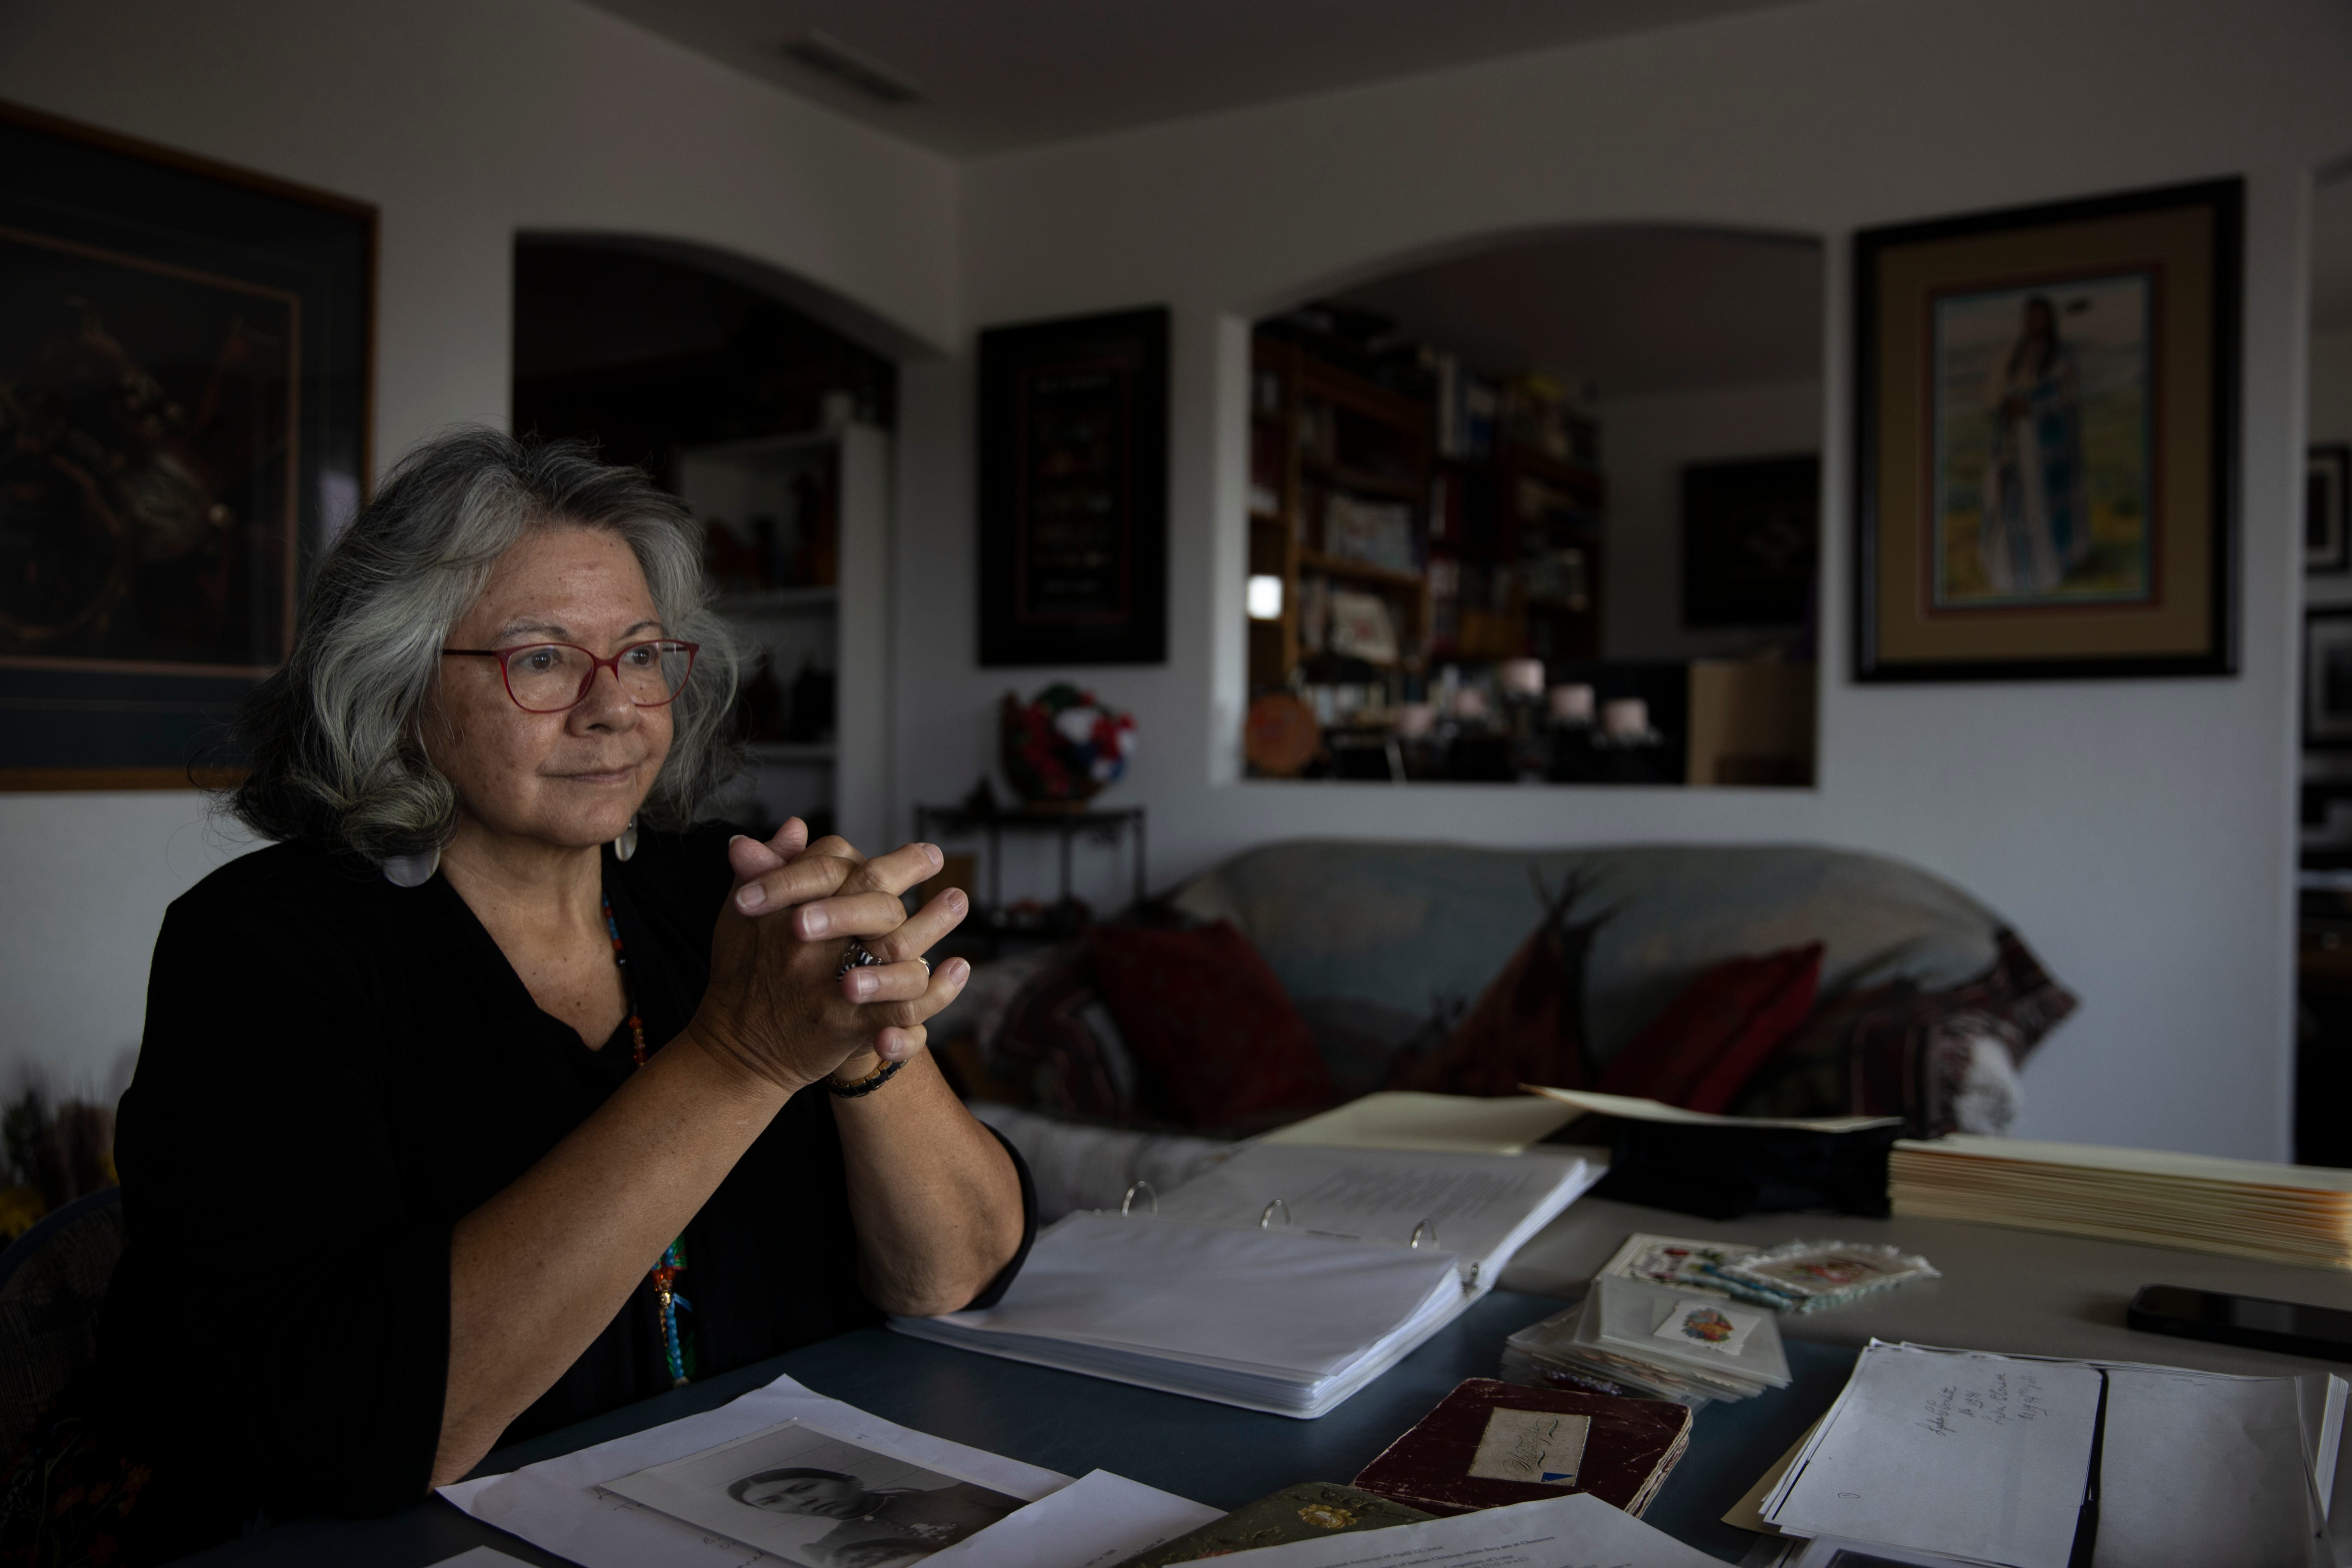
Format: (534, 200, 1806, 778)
(690, 818, 971, 1097)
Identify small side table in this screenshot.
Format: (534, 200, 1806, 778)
(913, 802, 1147, 936)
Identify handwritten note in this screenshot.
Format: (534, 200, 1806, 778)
(1769, 1346, 2102, 1568)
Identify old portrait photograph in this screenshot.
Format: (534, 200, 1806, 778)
(1928, 270, 2155, 611)
(600, 1419, 1026, 1568)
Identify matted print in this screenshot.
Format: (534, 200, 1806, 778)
(1855, 179, 2238, 682)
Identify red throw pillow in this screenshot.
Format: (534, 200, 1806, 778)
(1087, 922, 1338, 1130)
(1595, 943, 1824, 1113)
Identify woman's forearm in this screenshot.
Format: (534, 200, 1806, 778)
(432, 1032, 795, 1485)
(832, 1054, 1026, 1317)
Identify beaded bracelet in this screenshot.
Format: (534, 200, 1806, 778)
(826, 1057, 905, 1098)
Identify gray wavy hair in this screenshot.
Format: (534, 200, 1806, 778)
(231, 427, 741, 860)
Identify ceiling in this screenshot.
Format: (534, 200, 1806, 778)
(1333, 226, 1824, 398)
(583, 0, 1807, 156)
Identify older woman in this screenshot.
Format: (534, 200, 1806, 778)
(93, 431, 1028, 1557)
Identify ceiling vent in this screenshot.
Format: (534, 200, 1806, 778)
(781, 31, 922, 105)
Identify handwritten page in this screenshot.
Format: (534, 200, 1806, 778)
(1767, 1345, 2102, 1568)
(925, 1470, 1222, 1568)
(1188, 1490, 1721, 1567)
(1153, 1143, 1598, 1276)
(2092, 1369, 2318, 1568)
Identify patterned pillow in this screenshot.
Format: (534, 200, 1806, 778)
(1730, 930, 2077, 1137)
(985, 945, 1151, 1122)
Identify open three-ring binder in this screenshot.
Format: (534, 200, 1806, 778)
(889, 1144, 1602, 1418)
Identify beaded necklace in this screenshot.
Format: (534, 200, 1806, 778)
(603, 892, 693, 1387)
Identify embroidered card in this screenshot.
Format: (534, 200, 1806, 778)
(1465, 1408, 1591, 1486)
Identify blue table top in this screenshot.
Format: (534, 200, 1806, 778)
(185, 1292, 1854, 1566)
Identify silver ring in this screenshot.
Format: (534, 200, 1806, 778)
(836, 939, 879, 978)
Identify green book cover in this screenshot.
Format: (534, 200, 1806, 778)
(1113, 1483, 1434, 1567)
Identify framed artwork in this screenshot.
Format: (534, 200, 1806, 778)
(978, 307, 1168, 665)
(1853, 179, 2240, 682)
(0, 102, 374, 789)
(1681, 453, 1819, 628)
(2310, 444, 2350, 576)
(2307, 610, 2352, 748)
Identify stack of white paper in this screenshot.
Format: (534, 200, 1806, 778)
(895, 1145, 1599, 1418)
(892, 1210, 1470, 1417)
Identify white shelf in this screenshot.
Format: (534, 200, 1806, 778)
(743, 742, 836, 764)
(715, 585, 839, 618)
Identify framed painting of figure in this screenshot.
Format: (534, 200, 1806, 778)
(1853, 179, 2240, 682)
(0, 103, 374, 788)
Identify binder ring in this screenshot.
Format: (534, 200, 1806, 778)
(1409, 1219, 1439, 1250)
(1121, 1181, 1157, 1216)
(1259, 1199, 1290, 1229)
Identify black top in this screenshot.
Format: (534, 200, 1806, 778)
(98, 824, 1033, 1545)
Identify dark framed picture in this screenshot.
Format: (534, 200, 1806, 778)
(1682, 453, 1819, 628)
(978, 307, 1168, 665)
(2310, 444, 2350, 575)
(1853, 178, 2241, 682)
(0, 102, 375, 789)
(2308, 610, 2352, 748)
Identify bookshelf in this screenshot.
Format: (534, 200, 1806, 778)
(678, 424, 891, 849)
(1248, 340, 1435, 692)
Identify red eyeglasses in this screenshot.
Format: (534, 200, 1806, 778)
(441, 640, 699, 714)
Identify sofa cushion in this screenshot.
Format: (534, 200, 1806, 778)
(1594, 943, 1824, 1112)
(1168, 842, 2020, 1075)
(1731, 930, 2075, 1136)
(1088, 922, 1338, 1129)
(988, 946, 1147, 1121)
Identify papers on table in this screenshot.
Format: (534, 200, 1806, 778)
(1173, 1490, 1721, 1566)
(924, 1470, 1221, 1568)
(1752, 1341, 2349, 1568)
(1523, 1086, 1902, 1134)
(439, 1369, 1073, 1567)
(1890, 1134, 2352, 1270)
(1259, 1091, 1587, 1155)
(891, 1210, 1471, 1417)
(1148, 1142, 1602, 1289)
(1766, 1345, 2103, 1568)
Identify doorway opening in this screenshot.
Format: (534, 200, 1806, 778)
(1242, 225, 1823, 786)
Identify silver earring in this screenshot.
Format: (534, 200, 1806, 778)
(614, 817, 638, 862)
(382, 846, 441, 887)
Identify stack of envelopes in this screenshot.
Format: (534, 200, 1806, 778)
(1503, 1276, 1792, 1407)
(1890, 1134, 2352, 1270)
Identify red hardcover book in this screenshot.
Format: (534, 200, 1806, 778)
(1350, 1377, 1693, 1518)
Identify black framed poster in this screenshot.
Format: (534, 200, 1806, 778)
(1682, 453, 1819, 627)
(0, 102, 375, 788)
(978, 307, 1168, 665)
(1853, 178, 2240, 682)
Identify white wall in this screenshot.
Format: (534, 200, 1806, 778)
(0, 0, 957, 1094)
(897, 0, 2352, 1160)
(1599, 379, 1824, 662)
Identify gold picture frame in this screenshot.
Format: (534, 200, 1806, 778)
(1854, 179, 2240, 681)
